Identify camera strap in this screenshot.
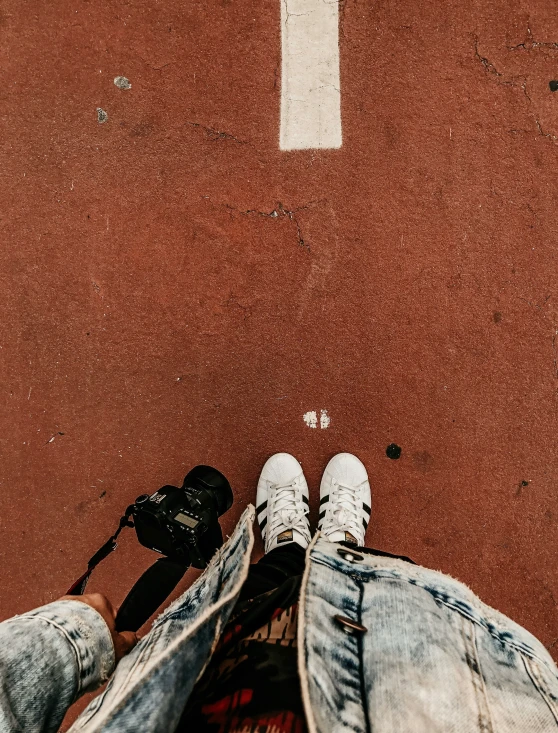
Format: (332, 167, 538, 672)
(66, 505, 135, 595)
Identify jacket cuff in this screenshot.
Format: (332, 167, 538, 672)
(17, 599, 116, 693)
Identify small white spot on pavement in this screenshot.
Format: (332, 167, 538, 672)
(114, 76, 132, 90)
(303, 410, 330, 429)
(303, 411, 318, 428)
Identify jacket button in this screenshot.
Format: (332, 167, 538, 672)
(337, 548, 364, 563)
(334, 615, 368, 635)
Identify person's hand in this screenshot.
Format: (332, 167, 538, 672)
(59, 593, 138, 662)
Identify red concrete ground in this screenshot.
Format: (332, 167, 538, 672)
(1, 0, 558, 725)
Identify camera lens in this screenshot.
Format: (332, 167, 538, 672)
(183, 466, 233, 516)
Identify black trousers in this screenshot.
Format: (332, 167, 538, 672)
(238, 543, 306, 602)
(238, 542, 414, 603)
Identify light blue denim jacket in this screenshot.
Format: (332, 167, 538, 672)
(1, 505, 558, 732)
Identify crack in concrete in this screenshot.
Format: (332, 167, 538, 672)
(519, 293, 551, 314)
(473, 36, 528, 92)
(138, 56, 173, 72)
(509, 40, 558, 51)
(283, 0, 342, 26)
(473, 36, 558, 144)
(474, 36, 506, 78)
(225, 200, 325, 251)
(282, 0, 310, 25)
(186, 121, 247, 144)
(535, 119, 558, 142)
(314, 83, 341, 93)
(508, 22, 558, 52)
(520, 80, 532, 103)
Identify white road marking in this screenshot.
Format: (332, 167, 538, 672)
(303, 410, 330, 429)
(280, 0, 342, 150)
(303, 411, 318, 428)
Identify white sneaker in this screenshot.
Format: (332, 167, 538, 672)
(256, 453, 311, 552)
(318, 453, 371, 546)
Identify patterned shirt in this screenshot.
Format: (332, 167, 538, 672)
(177, 575, 307, 733)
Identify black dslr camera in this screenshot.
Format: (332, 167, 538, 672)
(67, 465, 234, 632)
(132, 465, 233, 568)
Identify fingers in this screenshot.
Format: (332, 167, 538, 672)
(59, 593, 137, 662)
(114, 630, 138, 661)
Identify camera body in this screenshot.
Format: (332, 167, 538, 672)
(132, 465, 233, 568)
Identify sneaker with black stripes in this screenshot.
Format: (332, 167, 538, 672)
(256, 453, 311, 553)
(318, 453, 371, 546)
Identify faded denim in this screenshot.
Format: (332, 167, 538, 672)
(300, 538, 558, 732)
(0, 505, 556, 732)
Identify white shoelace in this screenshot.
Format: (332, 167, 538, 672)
(267, 479, 310, 546)
(322, 478, 362, 537)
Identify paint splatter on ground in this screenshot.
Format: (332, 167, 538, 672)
(303, 410, 330, 429)
(303, 411, 318, 429)
(114, 76, 131, 90)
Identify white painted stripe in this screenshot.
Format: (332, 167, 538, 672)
(280, 0, 342, 150)
(320, 409, 330, 429)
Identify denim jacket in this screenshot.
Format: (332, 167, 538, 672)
(1, 505, 558, 732)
